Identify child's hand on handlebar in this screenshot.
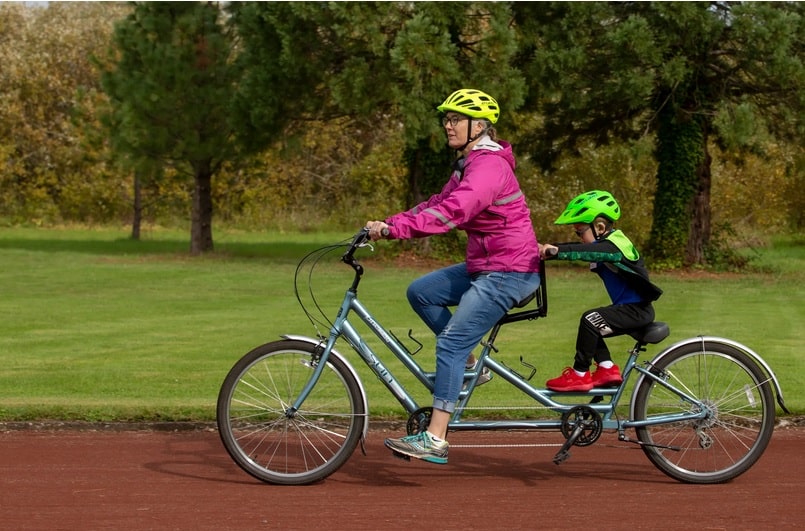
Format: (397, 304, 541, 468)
(365, 221, 389, 241)
(540, 243, 558, 259)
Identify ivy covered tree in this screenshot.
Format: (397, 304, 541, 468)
(513, 1, 804, 267)
(99, 1, 241, 254)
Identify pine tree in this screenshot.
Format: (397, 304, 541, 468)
(100, 2, 239, 254)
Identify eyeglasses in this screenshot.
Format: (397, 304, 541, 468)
(441, 115, 465, 127)
(574, 226, 591, 237)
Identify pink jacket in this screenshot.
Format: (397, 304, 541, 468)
(385, 138, 540, 274)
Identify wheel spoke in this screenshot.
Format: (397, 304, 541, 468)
(633, 342, 774, 484)
(217, 341, 365, 485)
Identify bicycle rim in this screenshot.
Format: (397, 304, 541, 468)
(217, 340, 366, 485)
(633, 342, 775, 484)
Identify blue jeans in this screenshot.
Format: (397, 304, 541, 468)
(406, 263, 541, 413)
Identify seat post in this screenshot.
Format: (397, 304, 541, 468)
(481, 322, 503, 353)
(628, 340, 648, 359)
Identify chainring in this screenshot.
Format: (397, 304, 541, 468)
(406, 407, 433, 435)
(560, 405, 603, 447)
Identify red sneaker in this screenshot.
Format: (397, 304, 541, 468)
(592, 364, 623, 387)
(546, 367, 593, 392)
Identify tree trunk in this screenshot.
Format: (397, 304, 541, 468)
(648, 105, 704, 267)
(407, 147, 426, 207)
(406, 146, 431, 254)
(685, 136, 712, 266)
(404, 142, 450, 256)
(131, 169, 142, 241)
(190, 162, 214, 255)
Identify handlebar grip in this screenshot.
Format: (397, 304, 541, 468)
(381, 228, 390, 237)
(545, 247, 558, 257)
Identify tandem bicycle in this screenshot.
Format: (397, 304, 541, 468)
(216, 228, 788, 485)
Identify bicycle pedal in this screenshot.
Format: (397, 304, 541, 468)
(390, 450, 411, 461)
(553, 449, 571, 465)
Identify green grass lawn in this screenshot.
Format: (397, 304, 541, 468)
(0, 226, 802, 422)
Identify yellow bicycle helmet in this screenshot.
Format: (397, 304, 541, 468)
(437, 89, 500, 124)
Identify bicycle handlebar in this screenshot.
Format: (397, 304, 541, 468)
(343, 227, 390, 260)
(342, 228, 369, 263)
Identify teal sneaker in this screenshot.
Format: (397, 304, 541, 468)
(384, 431, 449, 464)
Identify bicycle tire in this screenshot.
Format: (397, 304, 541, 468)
(632, 341, 775, 484)
(216, 340, 366, 485)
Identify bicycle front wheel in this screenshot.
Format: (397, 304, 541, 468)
(632, 341, 775, 484)
(216, 340, 366, 485)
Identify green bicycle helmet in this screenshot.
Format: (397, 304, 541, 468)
(437, 89, 500, 124)
(554, 190, 621, 224)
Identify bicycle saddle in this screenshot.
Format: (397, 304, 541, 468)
(628, 321, 669, 344)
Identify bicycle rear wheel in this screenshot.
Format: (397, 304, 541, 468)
(632, 341, 775, 484)
(216, 340, 366, 485)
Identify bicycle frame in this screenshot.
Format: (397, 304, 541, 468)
(218, 229, 787, 485)
(289, 273, 714, 437)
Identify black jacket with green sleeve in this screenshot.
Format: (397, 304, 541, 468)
(551, 230, 663, 302)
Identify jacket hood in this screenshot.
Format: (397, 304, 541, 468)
(468, 136, 515, 172)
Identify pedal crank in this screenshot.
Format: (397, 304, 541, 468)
(406, 407, 433, 435)
(554, 405, 603, 465)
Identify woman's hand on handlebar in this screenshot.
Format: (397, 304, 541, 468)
(365, 221, 389, 241)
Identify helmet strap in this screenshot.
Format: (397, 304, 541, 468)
(454, 117, 485, 153)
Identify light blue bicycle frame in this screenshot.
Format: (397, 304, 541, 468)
(290, 285, 712, 435)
